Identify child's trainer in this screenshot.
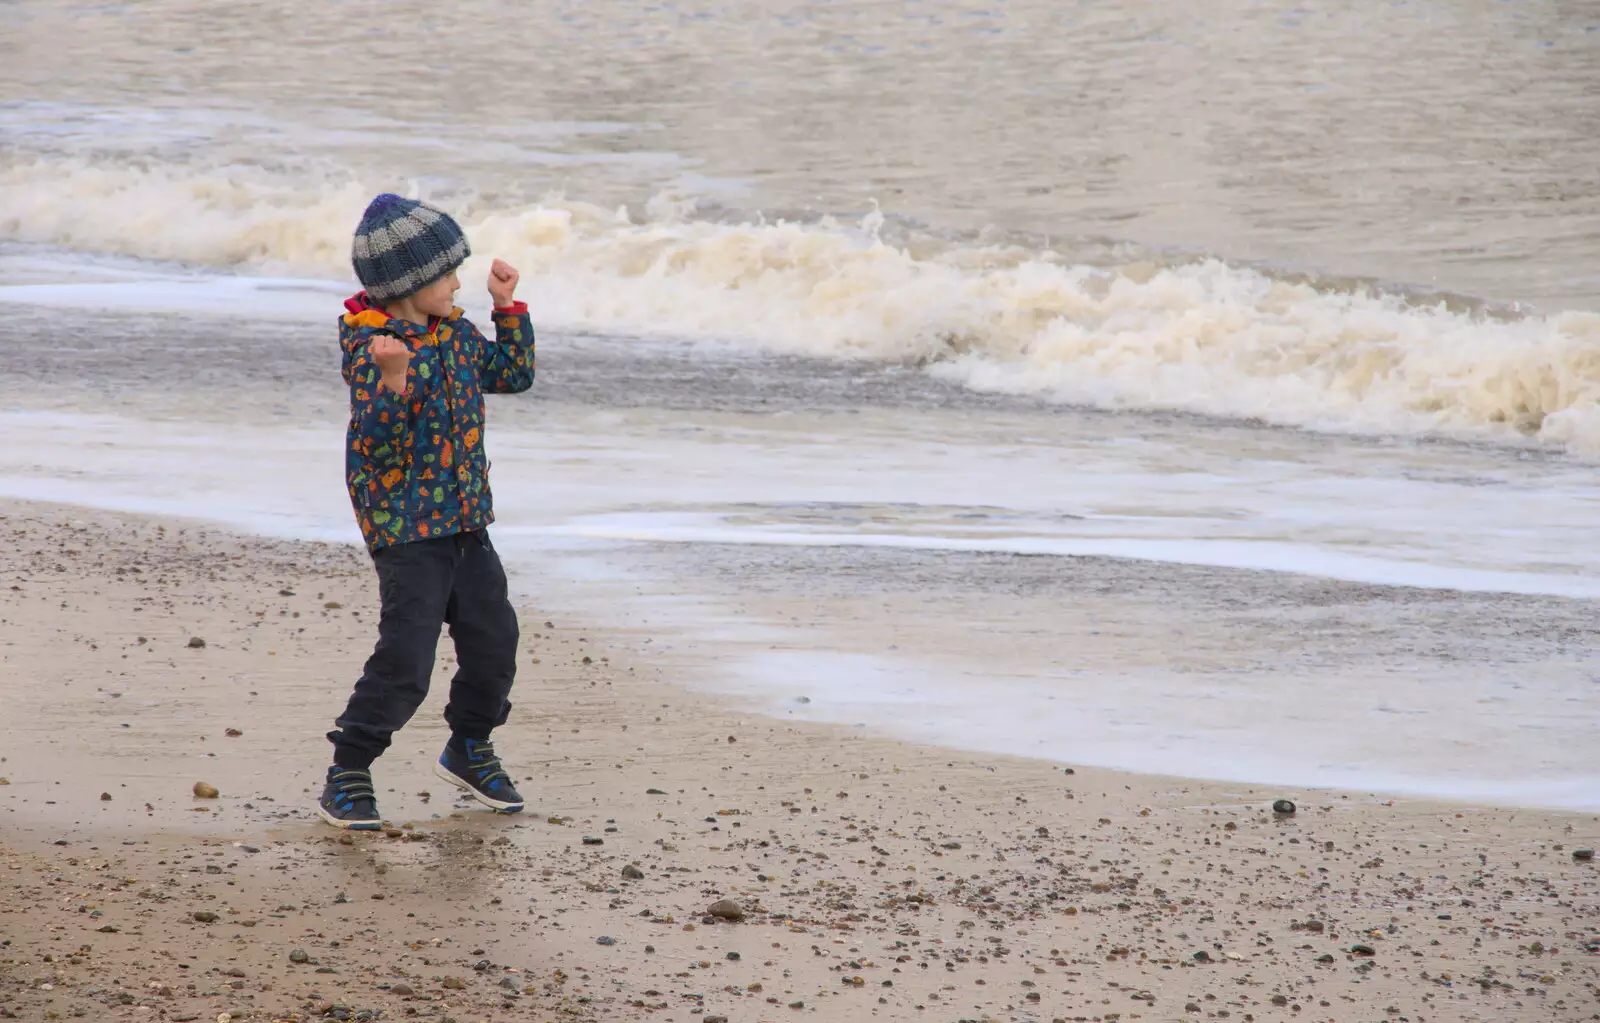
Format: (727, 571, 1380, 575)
(318, 192, 536, 830)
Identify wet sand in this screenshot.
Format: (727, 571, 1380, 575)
(2, 499, 1598, 1023)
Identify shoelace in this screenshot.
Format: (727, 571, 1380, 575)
(330, 770, 377, 809)
(466, 742, 512, 790)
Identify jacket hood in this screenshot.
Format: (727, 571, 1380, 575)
(339, 291, 464, 370)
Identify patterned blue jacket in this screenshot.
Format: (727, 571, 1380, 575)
(339, 293, 535, 549)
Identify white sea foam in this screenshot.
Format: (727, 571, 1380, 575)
(4, 156, 1600, 448)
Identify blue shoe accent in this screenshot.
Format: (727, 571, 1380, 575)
(433, 739, 525, 813)
(316, 766, 382, 830)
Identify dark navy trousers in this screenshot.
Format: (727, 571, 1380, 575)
(328, 529, 518, 768)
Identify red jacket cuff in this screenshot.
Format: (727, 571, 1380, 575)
(493, 301, 529, 315)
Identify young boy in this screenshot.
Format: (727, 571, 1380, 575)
(318, 193, 536, 830)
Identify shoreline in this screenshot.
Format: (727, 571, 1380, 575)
(1, 498, 1598, 1023)
(0, 483, 1593, 813)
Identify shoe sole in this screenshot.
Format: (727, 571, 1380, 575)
(315, 804, 382, 831)
(432, 760, 525, 813)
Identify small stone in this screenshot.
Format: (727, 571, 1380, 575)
(789, 1001, 805, 1009)
(225, 728, 243, 737)
(1350, 944, 1376, 957)
(582, 836, 604, 846)
(193, 782, 219, 799)
(100, 792, 112, 801)
(726, 951, 741, 961)
(622, 864, 645, 880)
(1273, 799, 1296, 815)
(288, 948, 310, 964)
(596, 936, 616, 946)
(193, 911, 219, 923)
(324, 601, 343, 610)
(646, 788, 667, 795)
(385, 828, 404, 839)
(187, 637, 206, 649)
(1316, 953, 1335, 963)
(1574, 849, 1595, 861)
(705, 1017, 729, 1023)
(391, 983, 414, 996)
(708, 899, 746, 922)
(644, 945, 656, 954)
(96, 925, 118, 933)
(278, 589, 295, 597)
(441, 976, 466, 990)
(1192, 951, 1211, 962)
(1271, 995, 1289, 1006)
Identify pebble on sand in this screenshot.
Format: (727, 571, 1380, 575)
(192, 911, 219, 923)
(708, 899, 746, 922)
(596, 936, 617, 946)
(1575, 848, 1595, 861)
(100, 792, 112, 801)
(622, 864, 645, 880)
(1272, 799, 1297, 815)
(186, 637, 206, 649)
(288, 948, 310, 964)
(193, 782, 219, 799)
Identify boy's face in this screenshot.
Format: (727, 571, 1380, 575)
(410, 270, 460, 318)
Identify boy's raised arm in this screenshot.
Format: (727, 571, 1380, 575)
(476, 258, 535, 394)
(344, 335, 412, 471)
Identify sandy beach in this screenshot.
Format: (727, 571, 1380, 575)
(2, 499, 1596, 1023)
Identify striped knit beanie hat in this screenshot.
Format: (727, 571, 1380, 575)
(351, 194, 471, 304)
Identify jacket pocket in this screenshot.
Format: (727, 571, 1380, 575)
(353, 447, 414, 526)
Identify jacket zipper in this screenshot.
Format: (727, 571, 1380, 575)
(434, 321, 470, 523)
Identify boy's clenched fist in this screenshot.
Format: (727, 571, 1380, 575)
(371, 335, 411, 394)
(488, 258, 520, 309)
